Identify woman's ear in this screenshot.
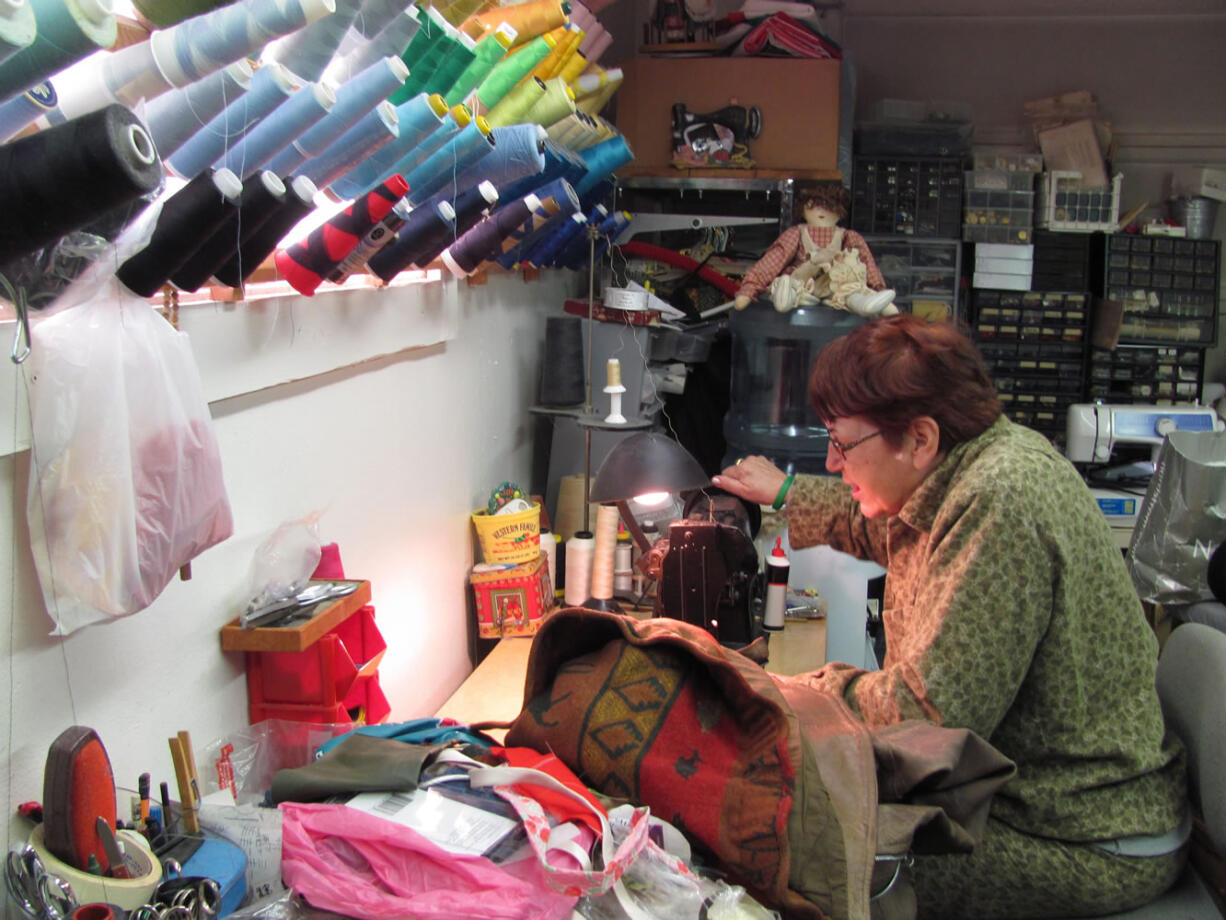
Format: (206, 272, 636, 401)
(908, 416, 943, 470)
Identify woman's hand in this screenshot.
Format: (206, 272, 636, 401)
(711, 455, 789, 507)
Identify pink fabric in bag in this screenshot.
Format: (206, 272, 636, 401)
(280, 802, 579, 920)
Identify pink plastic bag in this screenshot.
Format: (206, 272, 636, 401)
(279, 802, 578, 920)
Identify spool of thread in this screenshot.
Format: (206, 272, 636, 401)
(763, 537, 790, 631)
(393, 7, 461, 102)
(573, 132, 632, 198)
(327, 91, 449, 200)
(0, 0, 116, 107)
(168, 61, 297, 179)
(557, 48, 588, 84)
(526, 24, 570, 82)
(538, 314, 584, 407)
(575, 66, 622, 116)
(269, 0, 363, 82)
(168, 170, 286, 291)
(553, 202, 612, 269)
(576, 19, 603, 54)
(420, 28, 476, 97)
(587, 503, 619, 605)
(613, 533, 633, 595)
(297, 98, 399, 192)
(325, 194, 410, 281)
(474, 33, 551, 110)
(581, 29, 612, 67)
(0, 103, 163, 266)
(569, 1, 594, 30)
(495, 175, 579, 268)
(351, 0, 405, 39)
(553, 472, 593, 542)
(365, 198, 455, 280)
(605, 357, 621, 388)
(266, 55, 411, 176)
(148, 0, 334, 90)
(563, 530, 594, 607)
(483, 74, 545, 128)
(522, 76, 574, 129)
(442, 21, 513, 106)
(543, 24, 583, 80)
(391, 4, 448, 97)
(368, 103, 467, 193)
(405, 116, 493, 204)
(116, 167, 244, 296)
(495, 138, 583, 202)
(143, 59, 252, 159)
(464, 0, 566, 45)
(540, 527, 558, 598)
(440, 191, 536, 276)
(217, 81, 336, 179)
(274, 172, 406, 294)
(560, 205, 627, 270)
(434, 177, 498, 236)
(213, 173, 317, 287)
(132, 0, 229, 29)
(523, 210, 583, 267)
(604, 357, 626, 424)
(49, 33, 171, 121)
(0, 78, 56, 141)
(331, 5, 419, 81)
(450, 122, 544, 198)
(0, 0, 38, 71)
(437, 0, 484, 28)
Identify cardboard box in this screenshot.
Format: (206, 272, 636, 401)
(614, 57, 840, 174)
(470, 552, 554, 639)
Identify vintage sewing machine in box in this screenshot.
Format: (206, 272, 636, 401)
(1066, 403, 1224, 546)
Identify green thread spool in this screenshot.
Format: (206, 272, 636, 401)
(443, 21, 514, 106)
(0, 0, 116, 105)
(399, 15, 462, 98)
(484, 74, 544, 128)
(475, 33, 551, 110)
(392, 4, 450, 103)
(522, 75, 573, 129)
(421, 28, 475, 96)
(0, 0, 37, 67)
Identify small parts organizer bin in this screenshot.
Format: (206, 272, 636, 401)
(850, 156, 964, 238)
(220, 579, 390, 725)
(861, 234, 961, 322)
(1037, 171, 1122, 232)
(962, 167, 1037, 244)
(1088, 346, 1204, 404)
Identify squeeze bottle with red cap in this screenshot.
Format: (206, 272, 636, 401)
(764, 537, 790, 631)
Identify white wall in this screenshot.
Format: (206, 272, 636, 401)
(0, 269, 578, 853)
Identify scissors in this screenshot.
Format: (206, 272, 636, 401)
(4, 846, 77, 920)
(130, 876, 221, 920)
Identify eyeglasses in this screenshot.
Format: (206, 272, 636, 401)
(828, 429, 881, 459)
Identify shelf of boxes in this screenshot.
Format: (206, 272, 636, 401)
(1037, 172, 1122, 233)
(1094, 234, 1220, 346)
(1087, 346, 1205, 405)
(850, 157, 964, 238)
(962, 167, 1038, 245)
(862, 234, 962, 322)
(971, 289, 1090, 448)
(1031, 229, 1094, 293)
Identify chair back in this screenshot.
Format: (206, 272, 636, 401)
(1156, 623, 1226, 855)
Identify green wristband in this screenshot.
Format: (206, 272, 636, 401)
(772, 472, 795, 511)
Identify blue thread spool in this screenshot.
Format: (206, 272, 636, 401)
(452, 123, 545, 194)
(330, 5, 419, 83)
(213, 173, 317, 287)
(0, 0, 116, 106)
(0, 77, 56, 141)
(326, 90, 447, 200)
(574, 134, 633, 198)
(270, 0, 362, 83)
(441, 192, 537, 277)
(404, 117, 493, 205)
(168, 62, 296, 179)
(296, 98, 398, 192)
(366, 106, 464, 195)
(365, 198, 455, 281)
(216, 81, 335, 179)
(495, 177, 579, 269)
(425, 179, 498, 238)
(143, 59, 251, 159)
(495, 139, 584, 203)
(150, 0, 334, 89)
(265, 55, 408, 176)
(524, 211, 585, 267)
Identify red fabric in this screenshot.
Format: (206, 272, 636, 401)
(489, 747, 604, 837)
(618, 241, 739, 297)
(738, 13, 842, 58)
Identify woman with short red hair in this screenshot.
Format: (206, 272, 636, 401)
(714, 314, 1186, 919)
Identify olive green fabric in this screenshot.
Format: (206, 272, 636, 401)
(784, 417, 1186, 910)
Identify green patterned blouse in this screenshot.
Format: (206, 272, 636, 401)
(788, 416, 1185, 841)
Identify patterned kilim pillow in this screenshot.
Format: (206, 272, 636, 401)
(504, 609, 1015, 920)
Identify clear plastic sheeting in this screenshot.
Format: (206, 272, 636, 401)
(1127, 429, 1226, 606)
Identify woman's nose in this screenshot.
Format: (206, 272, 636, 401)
(825, 448, 842, 472)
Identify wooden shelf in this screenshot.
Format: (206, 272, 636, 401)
(219, 579, 372, 653)
(617, 166, 842, 181)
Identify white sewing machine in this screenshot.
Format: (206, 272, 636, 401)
(1066, 403, 1225, 547)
